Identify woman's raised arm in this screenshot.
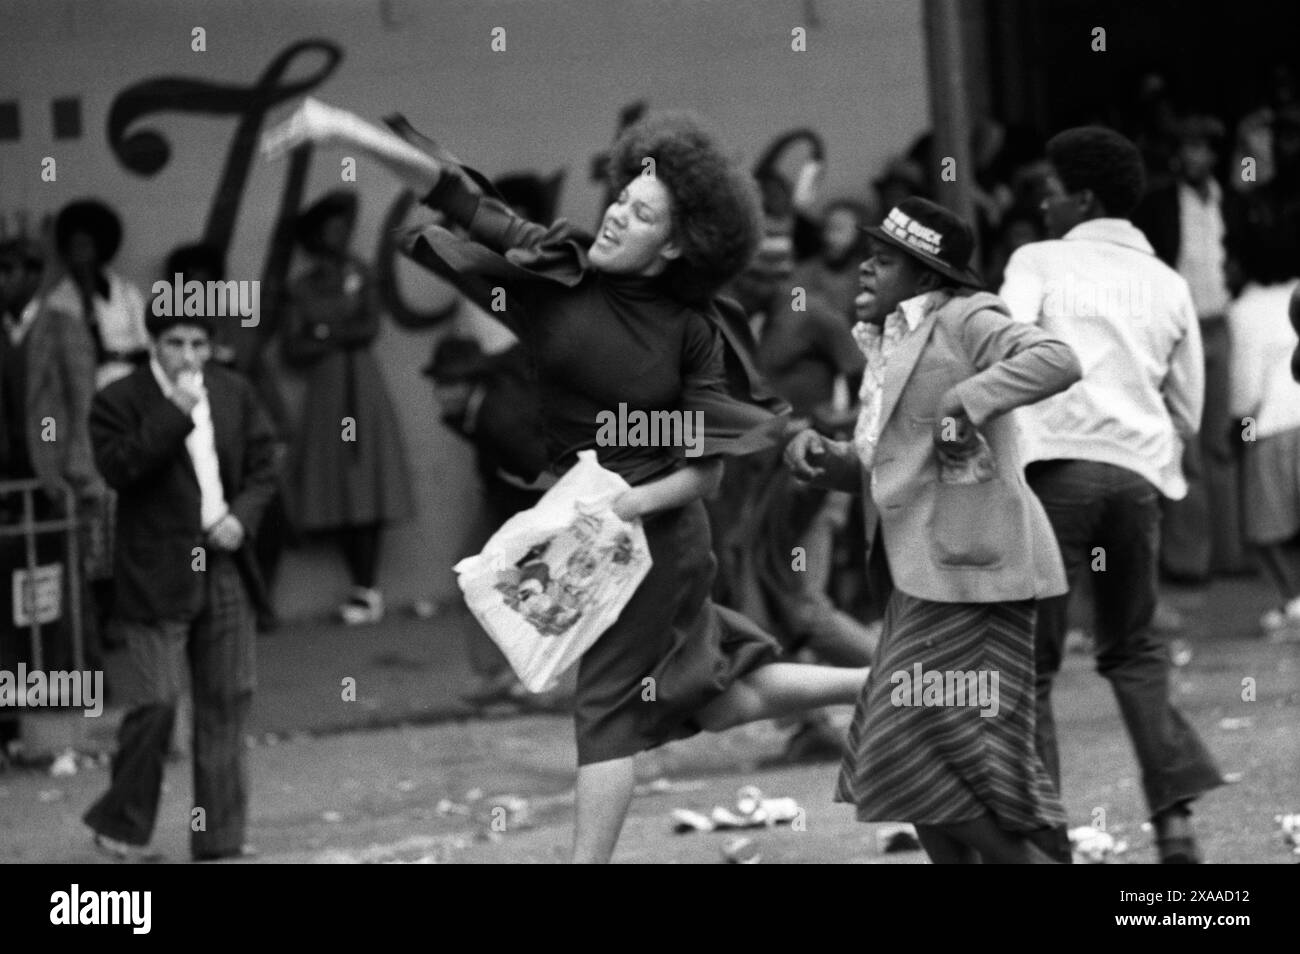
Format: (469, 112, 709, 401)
(263, 98, 550, 257)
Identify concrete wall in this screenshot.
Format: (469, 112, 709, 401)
(0, 0, 930, 619)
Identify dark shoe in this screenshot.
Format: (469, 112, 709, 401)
(1156, 836, 1202, 864)
(1154, 804, 1202, 864)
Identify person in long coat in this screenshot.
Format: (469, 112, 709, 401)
(283, 191, 415, 624)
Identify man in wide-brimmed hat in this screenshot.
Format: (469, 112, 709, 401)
(784, 196, 1083, 863)
(45, 198, 149, 391)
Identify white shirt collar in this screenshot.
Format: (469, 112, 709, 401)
(896, 290, 942, 330)
(1061, 217, 1157, 256)
(852, 290, 943, 345)
(1178, 177, 1222, 204)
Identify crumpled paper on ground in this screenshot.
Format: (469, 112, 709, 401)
(672, 785, 802, 833)
(1276, 813, 1300, 855)
(1069, 825, 1128, 863)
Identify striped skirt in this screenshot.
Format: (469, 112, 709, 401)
(835, 591, 1065, 832)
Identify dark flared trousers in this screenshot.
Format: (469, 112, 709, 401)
(84, 555, 255, 859)
(1027, 460, 1223, 818)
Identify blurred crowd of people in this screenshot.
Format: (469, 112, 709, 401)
(3, 64, 1299, 760)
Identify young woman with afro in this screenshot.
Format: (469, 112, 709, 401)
(263, 99, 869, 863)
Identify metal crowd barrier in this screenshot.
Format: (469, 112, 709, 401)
(0, 478, 84, 674)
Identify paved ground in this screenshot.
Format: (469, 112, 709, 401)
(1, 575, 1297, 863)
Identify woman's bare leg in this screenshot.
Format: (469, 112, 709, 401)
(696, 663, 868, 731)
(569, 664, 865, 861)
(936, 816, 1059, 864)
(571, 756, 637, 864)
(915, 824, 980, 863)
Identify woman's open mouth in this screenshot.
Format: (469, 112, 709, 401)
(855, 288, 877, 318)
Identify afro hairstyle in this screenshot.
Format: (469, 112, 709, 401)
(606, 111, 761, 305)
(55, 198, 123, 263)
(164, 242, 227, 282)
(1046, 126, 1146, 218)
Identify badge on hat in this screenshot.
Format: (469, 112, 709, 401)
(861, 197, 983, 288)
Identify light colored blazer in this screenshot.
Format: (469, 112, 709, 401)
(813, 290, 1081, 604)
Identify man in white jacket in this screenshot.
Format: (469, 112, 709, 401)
(999, 127, 1223, 864)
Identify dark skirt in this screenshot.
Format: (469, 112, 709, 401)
(289, 349, 415, 530)
(574, 499, 781, 765)
(835, 590, 1065, 832)
(1242, 426, 1300, 544)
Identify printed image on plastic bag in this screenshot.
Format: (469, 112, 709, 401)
(491, 507, 638, 638)
(455, 451, 653, 692)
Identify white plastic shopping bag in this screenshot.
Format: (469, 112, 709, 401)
(454, 450, 653, 692)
